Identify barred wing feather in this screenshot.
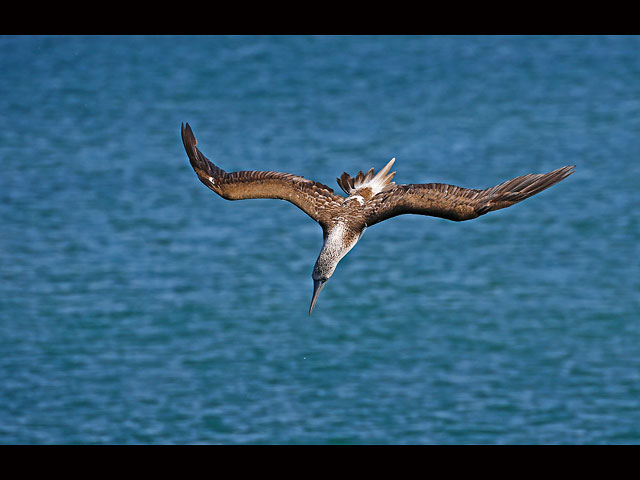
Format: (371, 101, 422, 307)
(363, 166, 575, 225)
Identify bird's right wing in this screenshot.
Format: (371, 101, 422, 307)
(182, 123, 344, 226)
(363, 165, 575, 226)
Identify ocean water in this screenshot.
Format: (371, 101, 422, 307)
(1, 35, 639, 444)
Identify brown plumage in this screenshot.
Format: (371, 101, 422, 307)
(181, 123, 344, 228)
(181, 122, 575, 314)
(362, 166, 576, 225)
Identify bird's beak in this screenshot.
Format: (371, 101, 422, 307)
(309, 279, 326, 315)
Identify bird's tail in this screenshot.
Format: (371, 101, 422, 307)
(337, 158, 397, 196)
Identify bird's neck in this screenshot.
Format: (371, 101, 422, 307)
(314, 222, 364, 275)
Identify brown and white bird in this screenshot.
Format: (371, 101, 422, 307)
(182, 123, 575, 314)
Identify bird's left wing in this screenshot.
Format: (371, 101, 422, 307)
(363, 165, 575, 226)
(182, 123, 344, 226)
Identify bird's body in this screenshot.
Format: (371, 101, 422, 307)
(182, 123, 575, 314)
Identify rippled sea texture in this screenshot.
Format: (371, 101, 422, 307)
(1, 35, 639, 444)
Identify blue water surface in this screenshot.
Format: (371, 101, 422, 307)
(1, 35, 639, 444)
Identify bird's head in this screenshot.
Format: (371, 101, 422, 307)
(309, 263, 335, 315)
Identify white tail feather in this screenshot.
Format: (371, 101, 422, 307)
(362, 158, 396, 195)
(337, 158, 397, 196)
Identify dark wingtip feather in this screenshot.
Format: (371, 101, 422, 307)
(481, 165, 576, 214)
(181, 122, 197, 157)
(181, 123, 227, 181)
(520, 165, 575, 197)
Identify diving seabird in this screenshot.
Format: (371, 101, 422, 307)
(181, 123, 575, 315)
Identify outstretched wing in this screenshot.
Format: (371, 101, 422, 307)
(363, 165, 575, 226)
(182, 123, 344, 226)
